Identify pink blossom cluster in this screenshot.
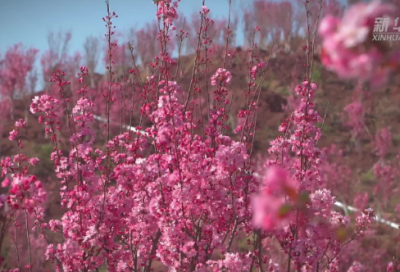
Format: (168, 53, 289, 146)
(157, 0, 179, 25)
(211, 68, 232, 86)
(30, 95, 59, 116)
(5, 175, 46, 212)
(8, 119, 26, 141)
(346, 261, 364, 272)
(0, 119, 47, 270)
(343, 101, 365, 140)
(250, 62, 266, 80)
(1, 122, 47, 214)
(355, 208, 375, 235)
(201, 5, 210, 15)
(386, 262, 400, 272)
(375, 127, 392, 158)
(205, 253, 251, 272)
(252, 166, 298, 230)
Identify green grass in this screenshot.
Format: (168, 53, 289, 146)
(32, 143, 54, 177)
(276, 86, 290, 96)
(312, 63, 322, 83)
(255, 78, 271, 89)
(319, 123, 334, 135)
(361, 168, 375, 184)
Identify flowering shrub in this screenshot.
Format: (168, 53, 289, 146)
(1, 0, 400, 271)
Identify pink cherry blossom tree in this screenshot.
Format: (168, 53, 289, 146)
(0, 43, 39, 120)
(1, 0, 399, 271)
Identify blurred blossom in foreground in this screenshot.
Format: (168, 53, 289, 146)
(252, 167, 298, 230)
(319, 0, 400, 87)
